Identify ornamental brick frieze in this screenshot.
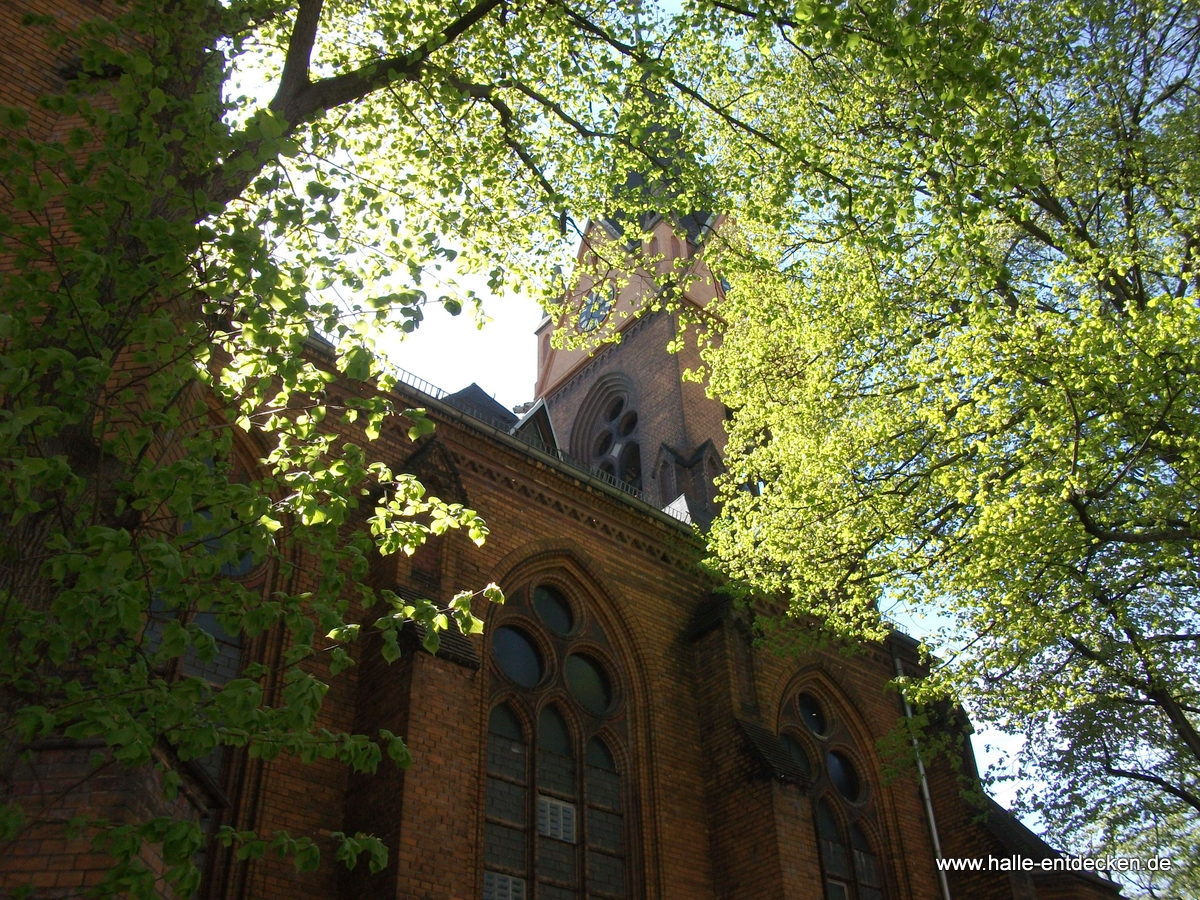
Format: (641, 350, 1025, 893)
(450, 451, 692, 570)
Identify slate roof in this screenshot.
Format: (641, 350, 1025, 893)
(441, 383, 519, 430)
(980, 797, 1122, 894)
(510, 399, 559, 454)
(981, 797, 1061, 861)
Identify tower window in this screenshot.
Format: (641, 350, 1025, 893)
(798, 692, 829, 736)
(572, 377, 642, 496)
(828, 751, 861, 802)
(615, 443, 642, 490)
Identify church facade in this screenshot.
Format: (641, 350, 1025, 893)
(3, 208, 1124, 899)
(193, 217, 1116, 900)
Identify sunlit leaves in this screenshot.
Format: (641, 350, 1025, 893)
(0, 0, 663, 889)
(697, 0, 1200, 865)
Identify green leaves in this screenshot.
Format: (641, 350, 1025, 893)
(1, 0, 532, 885)
(404, 407, 436, 440)
(331, 831, 389, 873)
(250, 109, 287, 141)
(696, 0, 1200, 867)
(0, 0, 809, 891)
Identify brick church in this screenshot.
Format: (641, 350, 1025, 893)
(1, 4, 1123, 897)
(175, 216, 1120, 898)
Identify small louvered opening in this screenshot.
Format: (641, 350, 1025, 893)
(482, 870, 527, 900)
(537, 794, 578, 843)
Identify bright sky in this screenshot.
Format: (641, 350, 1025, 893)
(228, 49, 550, 414)
(380, 289, 546, 411)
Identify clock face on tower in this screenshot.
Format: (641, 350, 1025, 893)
(577, 285, 616, 333)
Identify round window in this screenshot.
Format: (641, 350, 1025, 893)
(797, 693, 828, 736)
(493, 626, 543, 688)
(593, 431, 614, 457)
(565, 654, 612, 715)
(827, 750, 861, 801)
(533, 585, 574, 636)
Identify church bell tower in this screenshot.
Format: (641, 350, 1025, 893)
(531, 213, 727, 526)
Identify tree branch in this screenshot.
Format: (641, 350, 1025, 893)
(201, 0, 507, 208)
(556, 3, 851, 191)
(1099, 748, 1200, 814)
(1066, 493, 1200, 544)
(272, 0, 507, 124)
(475, 87, 567, 232)
(273, 0, 323, 108)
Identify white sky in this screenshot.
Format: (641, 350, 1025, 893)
(380, 289, 546, 411)
(229, 53, 550, 414)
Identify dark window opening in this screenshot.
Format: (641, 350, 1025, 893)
(494, 627, 543, 688)
(533, 586, 574, 636)
(565, 655, 613, 716)
(782, 690, 884, 900)
(828, 751, 861, 802)
(798, 693, 828, 735)
(616, 443, 642, 491)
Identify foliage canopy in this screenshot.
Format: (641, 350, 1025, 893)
(696, 0, 1200, 862)
(5, 0, 1196, 889)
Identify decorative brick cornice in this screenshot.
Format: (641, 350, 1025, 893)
(452, 448, 699, 570)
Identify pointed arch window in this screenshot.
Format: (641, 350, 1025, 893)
(781, 691, 886, 900)
(851, 825, 883, 900)
(816, 799, 852, 894)
(485, 705, 531, 897)
(484, 583, 630, 898)
(813, 803, 883, 900)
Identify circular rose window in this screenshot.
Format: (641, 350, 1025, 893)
(565, 654, 612, 715)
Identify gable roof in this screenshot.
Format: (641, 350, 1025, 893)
(510, 398, 560, 453)
(442, 383, 518, 430)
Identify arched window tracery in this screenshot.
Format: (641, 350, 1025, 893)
(571, 378, 642, 493)
(780, 689, 886, 900)
(484, 582, 630, 899)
